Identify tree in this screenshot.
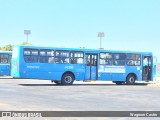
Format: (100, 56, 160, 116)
(22, 42, 32, 46)
(0, 42, 32, 51)
(1, 44, 13, 51)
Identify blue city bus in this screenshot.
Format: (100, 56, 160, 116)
(0, 51, 12, 76)
(11, 46, 154, 85)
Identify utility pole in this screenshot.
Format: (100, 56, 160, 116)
(98, 32, 104, 49)
(24, 30, 31, 42)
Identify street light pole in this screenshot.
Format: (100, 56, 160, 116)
(24, 30, 31, 42)
(98, 32, 104, 49)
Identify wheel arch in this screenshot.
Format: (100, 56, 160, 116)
(61, 71, 75, 80)
(126, 73, 137, 81)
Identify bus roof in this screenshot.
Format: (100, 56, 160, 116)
(14, 45, 152, 55)
(0, 51, 12, 54)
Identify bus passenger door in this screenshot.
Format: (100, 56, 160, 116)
(142, 56, 152, 80)
(85, 54, 98, 80)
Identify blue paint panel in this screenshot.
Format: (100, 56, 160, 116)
(111, 73, 125, 81)
(91, 66, 97, 80)
(85, 66, 90, 79)
(100, 73, 111, 80)
(20, 63, 85, 80)
(0, 65, 10, 76)
(98, 65, 111, 80)
(85, 66, 97, 80)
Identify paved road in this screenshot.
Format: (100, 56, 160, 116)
(0, 77, 160, 120)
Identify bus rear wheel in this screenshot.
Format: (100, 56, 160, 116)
(54, 81, 61, 85)
(114, 81, 124, 85)
(61, 73, 75, 85)
(126, 74, 136, 85)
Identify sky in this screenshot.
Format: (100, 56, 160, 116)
(0, 0, 160, 61)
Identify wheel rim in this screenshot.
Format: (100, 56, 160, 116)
(64, 76, 72, 83)
(129, 77, 135, 83)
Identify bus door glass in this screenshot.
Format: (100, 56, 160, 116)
(85, 53, 98, 80)
(142, 56, 152, 80)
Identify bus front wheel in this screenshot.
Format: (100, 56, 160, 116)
(61, 73, 75, 85)
(114, 81, 124, 85)
(126, 74, 136, 85)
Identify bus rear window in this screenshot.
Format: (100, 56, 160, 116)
(0, 54, 9, 64)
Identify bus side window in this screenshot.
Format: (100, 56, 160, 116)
(64, 58, 69, 63)
(135, 61, 140, 66)
(1, 59, 8, 64)
(55, 58, 59, 63)
(48, 57, 54, 63)
(60, 59, 63, 63)
(70, 51, 84, 64)
(77, 58, 83, 64)
(32, 56, 38, 63)
(128, 60, 134, 65)
(100, 59, 105, 64)
(118, 61, 126, 66)
(113, 60, 118, 65)
(71, 58, 74, 64)
(106, 60, 112, 65)
(24, 56, 31, 63)
(55, 57, 63, 63)
(73, 58, 77, 64)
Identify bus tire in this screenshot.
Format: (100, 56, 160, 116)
(126, 74, 136, 85)
(54, 81, 61, 85)
(115, 81, 124, 85)
(61, 73, 75, 85)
